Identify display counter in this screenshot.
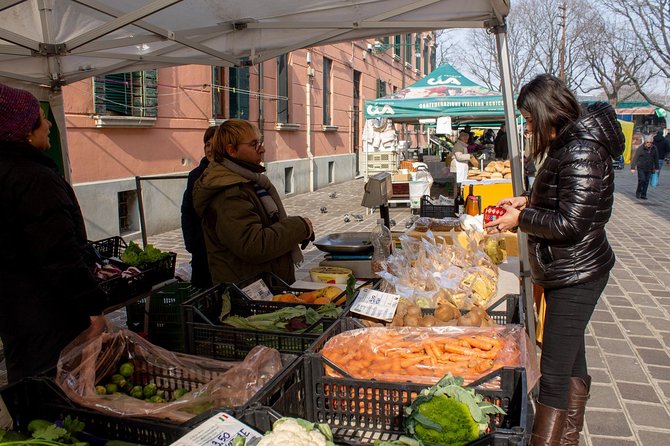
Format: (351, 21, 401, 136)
(461, 179, 514, 209)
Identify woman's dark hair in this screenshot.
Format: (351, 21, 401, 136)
(203, 125, 217, 144)
(516, 74, 581, 159)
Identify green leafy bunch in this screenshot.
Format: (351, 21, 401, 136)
(120, 241, 169, 268)
(0, 416, 86, 446)
(403, 374, 506, 446)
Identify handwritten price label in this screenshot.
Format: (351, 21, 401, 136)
(350, 288, 400, 322)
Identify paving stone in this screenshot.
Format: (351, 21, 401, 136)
(589, 438, 637, 446)
(638, 306, 665, 318)
(590, 309, 615, 323)
(589, 383, 622, 409)
(655, 381, 670, 403)
(628, 336, 664, 349)
(637, 430, 670, 446)
(586, 346, 607, 368)
(646, 317, 670, 332)
(637, 348, 670, 366)
(617, 280, 645, 293)
(616, 382, 660, 403)
(605, 354, 646, 381)
(590, 322, 626, 339)
(647, 366, 670, 381)
(584, 410, 632, 436)
(625, 402, 670, 428)
(604, 296, 633, 307)
(611, 306, 642, 320)
(597, 338, 635, 356)
(620, 320, 654, 336)
(589, 368, 611, 384)
(650, 290, 670, 298)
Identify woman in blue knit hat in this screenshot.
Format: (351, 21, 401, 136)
(0, 83, 106, 383)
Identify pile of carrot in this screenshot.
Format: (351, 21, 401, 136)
(320, 328, 520, 384)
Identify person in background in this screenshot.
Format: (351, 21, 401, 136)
(653, 129, 669, 178)
(180, 125, 217, 288)
(483, 74, 624, 445)
(630, 134, 659, 200)
(450, 129, 471, 183)
(482, 128, 495, 145)
(494, 123, 508, 160)
(0, 83, 106, 383)
(192, 119, 314, 284)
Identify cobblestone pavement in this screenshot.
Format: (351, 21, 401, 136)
(3, 166, 670, 446)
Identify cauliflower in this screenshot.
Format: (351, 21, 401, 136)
(237, 417, 335, 446)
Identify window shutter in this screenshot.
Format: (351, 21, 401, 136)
(102, 73, 131, 115)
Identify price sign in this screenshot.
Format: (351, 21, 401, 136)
(241, 279, 274, 301)
(350, 288, 400, 322)
(170, 412, 261, 446)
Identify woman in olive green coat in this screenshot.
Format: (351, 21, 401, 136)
(193, 119, 313, 284)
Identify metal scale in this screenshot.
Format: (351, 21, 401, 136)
(314, 172, 393, 279)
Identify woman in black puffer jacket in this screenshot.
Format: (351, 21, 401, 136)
(484, 74, 624, 446)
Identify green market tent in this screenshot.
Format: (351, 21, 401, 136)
(364, 63, 508, 123)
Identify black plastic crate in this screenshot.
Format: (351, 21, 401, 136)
(0, 377, 209, 446)
(99, 266, 154, 310)
(420, 195, 456, 218)
(247, 355, 529, 445)
(182, 285, 340, 361)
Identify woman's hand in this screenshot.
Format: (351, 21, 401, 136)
(497, 196, 528, 210)
(484, 203, 521, 234)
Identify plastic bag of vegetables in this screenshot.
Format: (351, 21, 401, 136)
(403, 374, 505, 446)
(233, 417, 335, 446)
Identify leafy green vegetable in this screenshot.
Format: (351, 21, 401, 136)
(220, 303, 342, 333)
(345, 274, 356, 303)
(404, 374, 505, 446)
(120, 241, 170, 268)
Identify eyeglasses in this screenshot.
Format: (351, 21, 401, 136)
(238, 139, 264, 151)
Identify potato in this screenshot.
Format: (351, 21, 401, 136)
(457, 311, 482, 327)
(390, 313, 405, 327)
(395, 299, 410, 318)
(420, 315, 437, 327)
(403, 314, 421, 326)
(434, 303, 460, 322)
(406, 305, 422, 317)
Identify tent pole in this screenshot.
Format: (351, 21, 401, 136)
(493, 25, 537, 357)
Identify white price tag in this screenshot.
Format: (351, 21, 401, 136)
(241, 279, 274, 301)
(350, 288, 400, 322)
(170, 412, 261, 446)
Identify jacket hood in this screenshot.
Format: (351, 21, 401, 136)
(192, 162, 250, 216)
(654, 131, 665, 143)
(556, 102, 625, 158)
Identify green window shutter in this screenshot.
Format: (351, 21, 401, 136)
(405, 34, 412, 64)
(142, 69, 158, 117)
(393, 35, 401, 58)
(103, 73, 131, 115)
(229, 67, 250, 120)
(277, 54, 289, 123)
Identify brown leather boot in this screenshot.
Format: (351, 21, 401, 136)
(529, 401, 567, 446)
(561, 376, 591, 446)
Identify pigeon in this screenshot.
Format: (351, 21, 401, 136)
(329, 192, 338, 198)
(390, 219, 396, 227)
(320, 206, 328, 213)
(352, 214, 364, 222)
(343, 213, 351, 223)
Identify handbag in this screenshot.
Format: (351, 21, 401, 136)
(650, 171, 659, 188)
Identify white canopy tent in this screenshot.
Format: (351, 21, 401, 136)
(0, 0, 534, 338)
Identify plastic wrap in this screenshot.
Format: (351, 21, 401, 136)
(56, 318, 283, 423)
(375, 229, 498, 309)
(320, 325, 538, 388)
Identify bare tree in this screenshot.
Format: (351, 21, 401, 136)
(600, 0, 670, 109)
(434, 29, 458, 67)
(579, 16, 654, 105)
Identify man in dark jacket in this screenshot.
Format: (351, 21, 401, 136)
(0, 83, 106, 383)
(493, 123, 508, 159)
(631, 134, 659, 200)
(653, 130, 669, 175)
(180, 126, 217, 288)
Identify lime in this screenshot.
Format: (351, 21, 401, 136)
(110, 374, 126, 384)
(119, 362, 135, 378)
(105, 383, 118, 394)
(148, 395, 165, 403)
(173, 388, 188, 400)
(95, 385, 107, 395)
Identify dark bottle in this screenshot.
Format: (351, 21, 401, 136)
(456, 186, 465, 215)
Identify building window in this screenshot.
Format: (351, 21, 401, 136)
(404, 34, 412, 64)
(323, 57, 332, 125)
(118, 190, 139, 235)
(229, 66, 250, 120)
(328, 161, 335, 184)
(424, 45, 430, 74)
(212, 67, 226, 119)
(393, 35, 401, 58)
(94, 70, 157, 117)
(277, 54, 289, 124)
(415, 34, 422, 70)
(376, 79, 387, 98)
(284, 166, 294, 194)
(430, 46, 437, 72)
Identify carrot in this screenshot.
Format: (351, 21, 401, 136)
(400, 355, 431, 368)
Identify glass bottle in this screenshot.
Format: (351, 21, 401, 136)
(370, 219, 392, 274)
(455, 185, 465, 215)
(465, 184, 480, 216)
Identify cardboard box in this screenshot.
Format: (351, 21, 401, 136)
(392, 172, 410, 182)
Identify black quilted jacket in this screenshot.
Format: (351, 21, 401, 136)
(518, 102, 625, 288)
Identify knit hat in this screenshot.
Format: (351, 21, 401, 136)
(0, 83, 41, 142)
